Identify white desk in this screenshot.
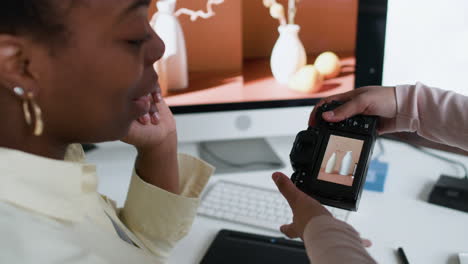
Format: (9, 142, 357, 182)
(86, 137, 468, 264)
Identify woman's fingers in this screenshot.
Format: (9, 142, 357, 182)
(136, 93, 160, 126)
(308, 99, 327, 126)
(280, 224, 300, 239)
(308, 89, 365, 126)
(322, 95, 366, 122)
(272, 172, 302, 209)
(323, 90, 359, 103)
(152, 90, 162, 104)
(361, 238, 372, 248)
(149, 92, 160, 125)
(309, 86, 397, 127)
(150, 111, 160, 125)
(138, 113, 151, 125)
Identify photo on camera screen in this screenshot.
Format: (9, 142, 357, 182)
(318, 135, 364, 186)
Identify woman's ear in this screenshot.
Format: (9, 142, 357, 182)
(0, 35, 37, 97)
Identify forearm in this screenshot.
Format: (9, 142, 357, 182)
(303, 216, 376, 264)
(135, 140, 180, 194)
(391, 83, 468, 150)
(120, 153, 214, 258)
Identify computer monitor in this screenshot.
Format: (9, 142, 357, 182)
(165, 0, 363, 139)
(152, 0, 468, 172)
(150, 0, 383, 173)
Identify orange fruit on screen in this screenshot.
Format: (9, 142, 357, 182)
(314, 51, 342, 79)
(288, 65, 324, 93)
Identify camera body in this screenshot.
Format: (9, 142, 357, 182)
(290, 101, 378, 211)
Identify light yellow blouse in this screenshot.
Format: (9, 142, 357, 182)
(0, 144, 214, 263)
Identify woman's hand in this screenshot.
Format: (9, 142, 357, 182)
(273, 172, 373, 247)
(272, 172, 332, 239)
(122, 92, 176, 152)
(122, 92, 180, 194)
(308, 86, 397, 132)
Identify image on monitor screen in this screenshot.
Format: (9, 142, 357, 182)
(152, 0, 358, 108)
(146, 0, 387, 173)
(318, 135, 364, 186)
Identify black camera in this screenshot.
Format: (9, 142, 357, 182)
(290, 101, 378, 211)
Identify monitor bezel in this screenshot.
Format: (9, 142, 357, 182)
(171, 0, 388, 115)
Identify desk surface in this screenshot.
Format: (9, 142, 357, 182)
(87, 137, 468, 264)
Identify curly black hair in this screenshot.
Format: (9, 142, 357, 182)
(0, 0, 73, 45)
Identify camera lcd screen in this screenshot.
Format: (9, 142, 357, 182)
(317, 135, 365, 187)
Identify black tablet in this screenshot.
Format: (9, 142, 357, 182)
(200, 229, 309, 264)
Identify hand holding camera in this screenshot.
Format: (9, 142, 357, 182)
(272, 172, 332, 239)
(290, 100, 378, 211)
(309, 86, 396, 131)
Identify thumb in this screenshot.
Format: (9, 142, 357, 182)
(280, 224, 300, 239)
(272, 172, 301, 208)
(361, 238, 372, 248)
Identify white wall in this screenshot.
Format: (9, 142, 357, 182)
(382, 0, 468, 95)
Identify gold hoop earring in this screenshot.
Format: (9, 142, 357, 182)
(23, 100, 32, 125)
(26, 92, 43, 136)
(13, 87, 44, 136)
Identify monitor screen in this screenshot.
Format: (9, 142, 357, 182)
(152, 0, 362, 113)
(147, 0, 387, 143)
(153, 0, 465, 125)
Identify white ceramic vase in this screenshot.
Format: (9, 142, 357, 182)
(325, 152, 337, 173)
(270, 24, 307, 84)
(150, 0, 188, 92)
(339, 151, 353, 176)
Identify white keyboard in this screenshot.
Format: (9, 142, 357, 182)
(198, 181, 351, 232)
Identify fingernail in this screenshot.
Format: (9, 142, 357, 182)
(157, 93, 163, 101)
(272, 173, 280, 182)
(143, 114, 151, 124)
(323, 111, 334, 119)
(151, 112, 160, 125)
(361, 239, 372, 248)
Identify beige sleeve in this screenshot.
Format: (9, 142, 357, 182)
(64, 144, 87, 163)
(303, 215, 377, 264)
(119, 153, 214, 260)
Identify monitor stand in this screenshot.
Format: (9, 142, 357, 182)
(198, 137, 285, 174)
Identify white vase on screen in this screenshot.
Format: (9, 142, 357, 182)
(339, 151, 353, 176)
(325, 152, 337, 173)
(150, 0, 188, 92)
(270, 24, 307, 84)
